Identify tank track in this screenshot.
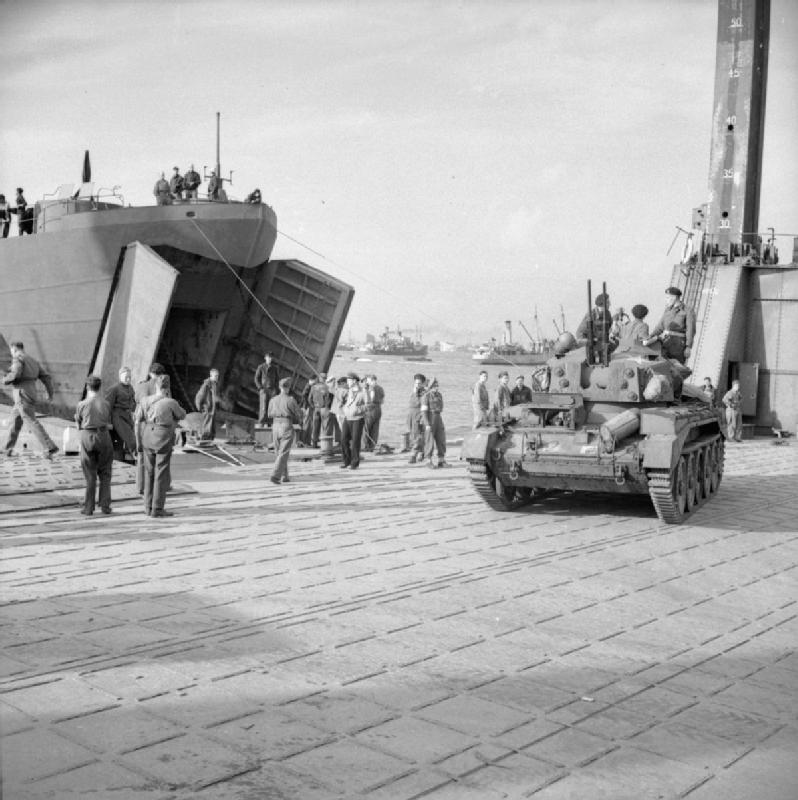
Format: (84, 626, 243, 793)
(467, 461, 530, 512)
(647, 436, 724, 524)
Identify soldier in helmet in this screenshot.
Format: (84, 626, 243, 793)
(576, 292, 616, 361)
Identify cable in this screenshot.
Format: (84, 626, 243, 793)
(187, 218, 318, 377)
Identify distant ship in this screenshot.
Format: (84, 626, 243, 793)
(472, 321, 552, 365)
(366, 327, 428, 357)
(0, 127, 354, 422)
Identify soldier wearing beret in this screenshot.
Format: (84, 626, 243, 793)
(268, 377, 301, 483)
(645, 286, 695, 364)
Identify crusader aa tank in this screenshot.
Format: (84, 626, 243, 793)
(462, 285, 724, 524)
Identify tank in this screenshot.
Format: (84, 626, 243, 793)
(462, 284, 725, 525)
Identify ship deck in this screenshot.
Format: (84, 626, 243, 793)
(1, 438, 796, 798)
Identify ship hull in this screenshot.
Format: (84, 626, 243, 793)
(472, 353, 548, 366)
(0, 202, 354, 419)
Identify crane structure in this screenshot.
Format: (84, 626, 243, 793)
(674, 0, 797, 434)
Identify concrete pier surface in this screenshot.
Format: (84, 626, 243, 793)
(1, 440, 796, 799)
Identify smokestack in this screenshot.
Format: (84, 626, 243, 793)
(503, 320, 512, 344)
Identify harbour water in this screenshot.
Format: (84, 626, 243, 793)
(330, 349, 539, 446)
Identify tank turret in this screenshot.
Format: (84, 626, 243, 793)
(462, 282, 725, 524)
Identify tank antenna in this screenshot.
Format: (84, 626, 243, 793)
(602, 281, 609, 366)
(586, 280, 595, 365)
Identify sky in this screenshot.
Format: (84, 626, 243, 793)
(2, 0, 796, 346)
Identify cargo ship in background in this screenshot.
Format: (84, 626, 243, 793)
(0, 117, 354, 426)
(472, 320, 552, 366)
(365, 327, 428, 358)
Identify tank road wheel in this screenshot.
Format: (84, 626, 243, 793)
(467, 461, 532, 512)
(647, 457, 688, 524)
(685, 453, 699, 512)
(708, 438, 724, 495)
(698, 446, 712, 501)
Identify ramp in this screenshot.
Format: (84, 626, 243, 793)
(93, 243, 179, 387)
(677, 261, 746, 387)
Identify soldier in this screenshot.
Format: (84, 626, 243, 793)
(183, 164, 201, 200)
(254, 353, 280, 426)
(169, 166, 184, 200)
(75, 375, 114, 516)
(362, 374, 385, 452)
(576, 292, 616, 361)
(14, 188, 27, 235)
(701, 376, 716, 405)
(308, 372, 332, 447)
(195, 368, 220, 441)
(340, 372, 366, 470)
(134, 363, 166, 493)
(153, 172, 171, 205)
(0, 193, 11, 238)
(615, 304, 650, 351)
(208, 170, 220, 200)
(494, 371, 512, 421)
(645, 286, 695, 364)
(135, 374, 186, 517)
(510, 375, 533, 405)
(722, 379, 743, 442)
(105, 366, 137, 462)
(2, 341, 59, 458)
(472, 370, 490, 428)
(421, 377, 447, 468)
(268, 377, 302, 484)
(407, 373, 427, 464)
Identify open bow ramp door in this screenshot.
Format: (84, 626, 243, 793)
(93, 243, 178, 388)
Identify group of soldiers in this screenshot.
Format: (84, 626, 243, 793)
(1, 346, 187, 518)
(405, 373, 448, 469)
(0, 188, 33, 237)
(471, 370, 537, 428)
(152, 165, 206, 204)
(572, 285, 696, 365)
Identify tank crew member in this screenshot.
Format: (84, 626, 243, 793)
(135, 374, 186, 517)
(183, 164, 201, 200)
(2, 341, 59, 458)
(362, 374, 385, 452)
(268, 377, 302, 483)
(153, 172, 171, 205)
(615, 304, 650, 351)
(421, 377, 447, 468)
(208, 170, 220, 200)
(254, 352, 280, 426)
(644, 286, 695, 364)
(340, 372, 366, 470)
(75, 375, 114, 516)
(576, 292, 616, 361)
(169, 166, 184, 201)
(472, 370, 490, 428)
(195, 368, 221, 441)
(308, 372, 332, 448)
(510, 375, 533, 405)
(0, 194, 11, 238)
(105, 366, 137, 462)
(722, 379, 743, 442)
(494, 371, 512, 421)
(246, 188, 262, 204)
(407, 373, 427, 463)
(701, 376, 716, 406)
